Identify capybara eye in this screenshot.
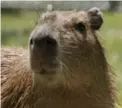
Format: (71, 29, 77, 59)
(74, 23, 85, 32)
(30, 38, 33, 45)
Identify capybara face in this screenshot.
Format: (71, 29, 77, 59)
(29, 7, 104, 86)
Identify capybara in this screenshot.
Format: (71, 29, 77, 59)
(1, 6, 117, 108)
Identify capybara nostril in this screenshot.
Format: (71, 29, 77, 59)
(33, 36, 57, 49)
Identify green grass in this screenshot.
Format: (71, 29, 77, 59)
(1, 34, 29, 46)
(1, 10, 38, 30)
(99, 12, 122, 107)
(1, 11, 122, 107)
(1, 10, 39, 46)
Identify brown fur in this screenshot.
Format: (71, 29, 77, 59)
(1, 7, 117, 108)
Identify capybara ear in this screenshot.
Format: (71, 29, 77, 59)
(88, 7, 103, 30)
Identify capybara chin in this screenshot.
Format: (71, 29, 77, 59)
(1, 6, 117, 108)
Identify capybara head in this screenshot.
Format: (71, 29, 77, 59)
(29, 6, 106, 87)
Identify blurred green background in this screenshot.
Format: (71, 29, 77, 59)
(1, 1, 122, 108)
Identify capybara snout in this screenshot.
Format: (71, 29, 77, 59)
(29, 24, 59, 75)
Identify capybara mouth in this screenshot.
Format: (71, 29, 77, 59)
(30, 56, 61, 75)
(38, 60, 60, 75)
(39, 68, 56, 75)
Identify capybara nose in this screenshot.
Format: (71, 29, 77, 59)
(33, 36, 57, 48)
(31, 35, 57, 56)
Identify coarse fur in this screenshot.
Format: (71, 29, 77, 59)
(1, 6, 117, 108)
